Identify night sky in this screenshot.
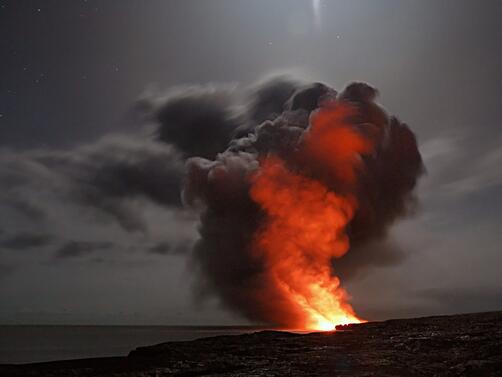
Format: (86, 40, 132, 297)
(1, 0, 502, 325)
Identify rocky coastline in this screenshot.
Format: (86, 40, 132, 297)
(1, 311, 501, 376)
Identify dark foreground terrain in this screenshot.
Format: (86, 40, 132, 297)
(1, 311, 501, 376)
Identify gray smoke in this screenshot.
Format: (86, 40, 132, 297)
(0, 75, 423, 326)
(181, 78, 424, 325)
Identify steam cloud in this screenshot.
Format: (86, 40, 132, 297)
(178, 77, 424, 325)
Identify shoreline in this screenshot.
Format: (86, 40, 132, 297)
(1, 311, 501, 376)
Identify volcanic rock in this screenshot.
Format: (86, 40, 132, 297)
(1, 311, 501, 376)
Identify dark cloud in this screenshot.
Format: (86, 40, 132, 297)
(5, 199, 47, 221)
(55, 240, 113, 259)
(184, 79, 424, 326)
(151, 86, 241, 159)
(285, 82, 335, 112)
(0, 149, 60, 227)
(0, 232, 53, 250)
(416, 287, 502, 315)
(0, 77, 334, 236)
(0, 136, 185, 233)
(246, 75, 301, 124)
(334, 238, 406, 282)
(66, 137, 184, 231)
(148, 241, 190, 256)
(148, 242, 173, 255)
(0, 263, 15, 280)
(233, 76, 325, 138)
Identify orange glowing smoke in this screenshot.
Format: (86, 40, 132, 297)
(250, 102, 374, 331)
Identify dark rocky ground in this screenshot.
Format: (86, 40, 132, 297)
(1, 311, 501, 376)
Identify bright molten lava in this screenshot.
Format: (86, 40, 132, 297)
(250, 102, 374, 331)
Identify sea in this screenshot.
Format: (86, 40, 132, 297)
(0, 325, 266, 364)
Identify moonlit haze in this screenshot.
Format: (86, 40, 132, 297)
(313, 0, 322, 30)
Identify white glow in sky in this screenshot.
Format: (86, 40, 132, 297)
(313, 0, 321, 29)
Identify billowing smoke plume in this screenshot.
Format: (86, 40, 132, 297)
(176, 78, 424, 328)
(0, 75, 423, 328)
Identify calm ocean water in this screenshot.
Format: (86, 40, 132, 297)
(0, 325, 266, 364)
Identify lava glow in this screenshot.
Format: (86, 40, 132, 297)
(250, 102, 374, 331)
